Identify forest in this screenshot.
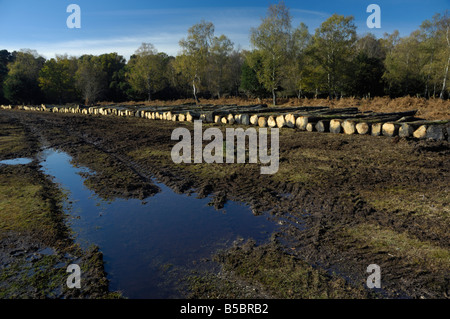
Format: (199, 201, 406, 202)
(0, 2, 449, 106)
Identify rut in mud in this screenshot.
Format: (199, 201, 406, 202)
(1, 109, 449, 299)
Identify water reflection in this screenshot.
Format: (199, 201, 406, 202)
(0, 158, 32, 165)
(40, 149, 277, 298)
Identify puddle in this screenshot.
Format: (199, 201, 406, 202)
(39, 149, 278, 298)
(0, 158, 33, 165)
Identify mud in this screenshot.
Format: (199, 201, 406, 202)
(1, 109, 448, 299)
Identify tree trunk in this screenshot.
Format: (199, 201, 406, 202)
(440, 26, 450, 99)
(440, 54, 449, 99)
(193, 78, 199, 104)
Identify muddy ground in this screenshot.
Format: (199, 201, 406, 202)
(0, 109, 448, 299)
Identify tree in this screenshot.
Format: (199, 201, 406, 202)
(284, 22, 312, 98)
(179, 21, 215, 103)
(351, 52, 385, 97)
(311, 14, 357, 98)
(350, 34, 385, 97)
(437, 11, 450, 99)
(226, 50, 245, 97)
(96, 53, 128, 102)
(75, 56, 106, 105)
(383, 32, 425, 96)
(0, 50, 14, 103)
(207, 35, 234, 98)
(3, 49, 45, 104)
(250, 1, 292, 105)
(127, 43, 169, 101)
(38, 54, 78, 104)
(240, 50, 269, 101)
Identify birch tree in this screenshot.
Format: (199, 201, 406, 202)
(438, 12, 450, 99)
(250, 1, 292, 105)
(179, 21, 215, 104)
(312, 14, 357, 99)
(285, 22, 312, 98)
(127, 43, 168, 101)
(207, 35, 234, 98)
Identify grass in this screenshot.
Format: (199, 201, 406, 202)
(188, 239, 374, 299)
(0, 124, 28, 158)
(0, 119, 122, 299)
(0, 166, 67, 244)
(342, 223, 450, 271)
(360, 185, 450, 219)
(0, 254, 67, 299)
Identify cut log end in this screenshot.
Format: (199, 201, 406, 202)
(258, 117, 267, 128)
(342, 120, 356, 135)
(330, 119, 343, 134)
(356, 122, 370, 135)
(413, 125, 427, 139)
(382, 123, 399, 137)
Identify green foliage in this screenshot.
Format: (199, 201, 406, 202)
(240, 51, 269, 99)
(250, 1, 293, 105)
(127, 44, 169, 101)
(0, 50, 14, 103)
(75, 56, 107, 105)
(178, 20, 215, 103)
(38, 55, 78, 104)
(96, 53, 128, 102)
(0, 5, 449, 103)
(351, 52, 385, 97)
(3, 50, 44, 104)
(311, 14, 357, 98)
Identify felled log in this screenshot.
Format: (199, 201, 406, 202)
(399, 123, 419, 137)
(413, 125, 427, 139)
(284, 114, 296, 128)
(276, 115, 286, 128)
(258, 117, 268, 128)
(447, 124, 450, 142)
(342, 120, 357, 135)
(240, 114, 250, 125)
(227, 114, 235, 125)
(250, 115, 259, 125)
(295, 116, 307, 130)
(426, 125, 446, 140)
(382, 123, 400, 137)
(306, 123, 315, 132)
(267, 116, 277, 128)
(315, 120, 330, 133)
(356, 122, 370, 135)
(399, 120, 449, 139)
(330, 119, 344, 134)
(371, 123, 383, 136)
(186, 111, 201, 122)
(295, 111, 368, 132)
(200, 112, 214, 123)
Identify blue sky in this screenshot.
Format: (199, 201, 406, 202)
(0, 0, 448, 60)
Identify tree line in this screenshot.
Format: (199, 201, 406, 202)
(0, 2, 449, 106)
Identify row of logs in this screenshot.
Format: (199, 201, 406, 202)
(1, 104, 449, 142)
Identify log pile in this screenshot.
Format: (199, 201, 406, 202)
(1, 103, 449, 142)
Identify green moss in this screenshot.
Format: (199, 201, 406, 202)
(0, 166, 68, 244)
(0, 124, 28, 158)
(188, 240, 373, 299)
(341, 223, 450, 271)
